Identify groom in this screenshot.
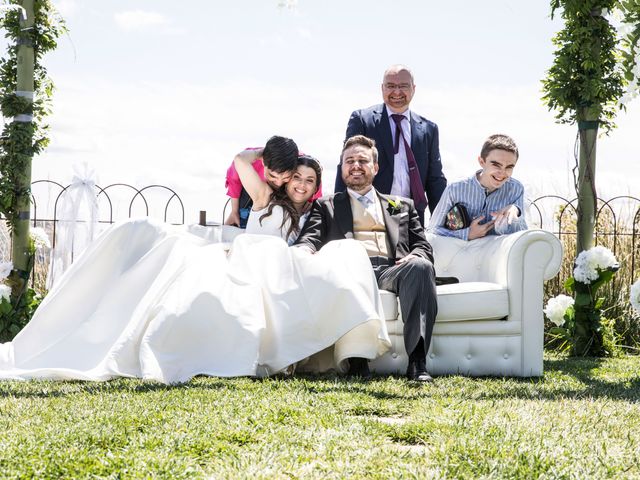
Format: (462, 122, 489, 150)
(295, 135, 438, 382)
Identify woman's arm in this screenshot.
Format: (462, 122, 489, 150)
(233, 148, 272, 210)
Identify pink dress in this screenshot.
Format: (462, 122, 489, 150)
(224, 154, 323, 200)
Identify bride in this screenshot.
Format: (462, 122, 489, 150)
(0, 141, 390, 384)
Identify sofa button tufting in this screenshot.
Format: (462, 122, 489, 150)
(391, 352, 398, 359)
(429, 353, 435, 359)
(466, 354, 472, 360)
(503, 353, 509, 359)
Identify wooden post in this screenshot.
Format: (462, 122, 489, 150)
(10, 0, 35, 295)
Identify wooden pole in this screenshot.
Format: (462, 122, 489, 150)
(10, 0, 35, 293)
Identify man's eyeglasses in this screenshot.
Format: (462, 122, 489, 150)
(383, 83, 412, 91)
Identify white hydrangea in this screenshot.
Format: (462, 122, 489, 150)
(0, 284, 11, 303)
(630, 279, 640, 316)
(0, 261, 12, 281)
(573, 246, 618, 284)
(544, 294, 575, 327)
(30, 227, 51, 249)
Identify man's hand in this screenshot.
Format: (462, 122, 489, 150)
(468, 216, 495, 240)
(224, 211, 240, 226)
(395, 253, 419, 265)
(491, 204, 519, 233)
(301, 201, 313, 213)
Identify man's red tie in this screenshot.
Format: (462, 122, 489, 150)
(391, 114, 428, 212)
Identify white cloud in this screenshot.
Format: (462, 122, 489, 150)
(296, 27, 312, 39)
(114, 10, 168, 31)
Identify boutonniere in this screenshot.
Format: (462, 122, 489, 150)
(386, 197, 403, 215)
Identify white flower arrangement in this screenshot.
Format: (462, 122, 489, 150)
(30, 227, 51, 250)
(0, 284, 11, 303)
(630, 279, 640, 316)
(544, 294, 575, 327)
(0, 261, 13, 281)
(573, 246, 618, 284)
(609, 8, 640, 106)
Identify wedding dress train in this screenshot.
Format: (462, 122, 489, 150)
(0, 216, 390, 383)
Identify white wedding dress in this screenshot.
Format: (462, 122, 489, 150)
(0, 209, 390, 384)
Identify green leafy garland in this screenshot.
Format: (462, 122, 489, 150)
(0, 1, 65, 340)
(0, 0, 66, 230)
(542, 1, 640, 356)
(543, 0, 640, 132)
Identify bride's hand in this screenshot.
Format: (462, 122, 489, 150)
(235, 147, 264, 163)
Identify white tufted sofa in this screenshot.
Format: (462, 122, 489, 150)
(369, 230, 562, 377)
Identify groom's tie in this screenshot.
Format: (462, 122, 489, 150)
(390, 114, 428, 212)
(357, 195, 370, 207)
(358, 195, 379, 222)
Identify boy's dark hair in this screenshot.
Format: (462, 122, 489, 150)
(341, 135, 379, 163)
(262, 135, 299, 172)
(480, 134, 519, 160)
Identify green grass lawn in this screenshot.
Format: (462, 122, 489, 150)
(1, 356, 639, 479)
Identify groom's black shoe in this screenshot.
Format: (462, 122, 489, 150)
(347, 357, 371, 379)
(406, 357, 433, 383)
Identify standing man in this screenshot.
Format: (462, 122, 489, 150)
(297, 135, 438, 382)
(335, 65, 447, 225)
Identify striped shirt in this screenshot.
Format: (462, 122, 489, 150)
(427, 170, 527, 240)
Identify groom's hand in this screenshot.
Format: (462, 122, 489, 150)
(395, 254, 419, 265)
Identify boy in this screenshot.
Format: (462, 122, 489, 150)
(224, 135, 322, 227)
(427, 134, 527, 240)
(224, 135, 298, 227)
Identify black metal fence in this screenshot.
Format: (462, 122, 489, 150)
(0, 181, 185, 289)
(528, 194, 640, 280)
(29, 180, 185, 248)
(3, 186, 640, 295)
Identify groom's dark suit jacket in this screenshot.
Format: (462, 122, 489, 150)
(335, 104, 447, 214)
(295, 190, 433, 264)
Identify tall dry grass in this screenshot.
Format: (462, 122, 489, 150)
(542, 199, 640, 352)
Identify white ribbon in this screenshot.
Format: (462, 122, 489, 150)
(47, 162, 99, 290)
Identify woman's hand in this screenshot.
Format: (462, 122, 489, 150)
(235, 148, 264, 164)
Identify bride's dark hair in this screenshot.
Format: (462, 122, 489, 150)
(259, 155, 322, 239)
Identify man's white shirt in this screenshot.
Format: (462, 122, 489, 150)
(385, 106, 411, 199)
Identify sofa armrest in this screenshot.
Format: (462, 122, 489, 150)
(504, 230, 562, 375)
(481, 229, 563, 285)
(426, 230, 562, 285)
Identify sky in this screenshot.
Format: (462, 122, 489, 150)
(2, 0, 639, 224)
